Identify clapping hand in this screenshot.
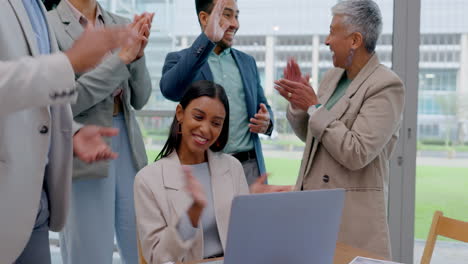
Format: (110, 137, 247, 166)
(65, 24, 139, 73)
(73, 125, 119, 163)
(183, 166, 207, 227)
(274, 58, 318, 111)
(250, 174, 294, 194)
(283, 58, 304, 82)
(249, 103, 271, 134)
(134, 12, 154, 59)
(118, 12, 154, 64)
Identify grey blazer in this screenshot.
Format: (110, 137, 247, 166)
(287, 54, 405, 259)
(0, 0, 78, 263)
(47, 1, 152, 179)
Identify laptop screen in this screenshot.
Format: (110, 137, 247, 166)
(223, 189, 345, 264)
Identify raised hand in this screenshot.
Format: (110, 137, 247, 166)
(118, 14, 150, 64)
(73, 125, 119, 163)
(133, 12, 154, 59)
(284, 58, 312, 86)
(284, 58, 303, 82)
(204, 0, 230, 42)
(65, 24, 138, 73)
(249, 103, 270, 134)
(275, 58, 318, 111)
(250, 174, 294, 194)
(183, 166, 207, 227)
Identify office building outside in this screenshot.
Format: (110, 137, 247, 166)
(98, 0, 468, 144)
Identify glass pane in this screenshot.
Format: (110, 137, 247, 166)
(414, 0, 468, 263)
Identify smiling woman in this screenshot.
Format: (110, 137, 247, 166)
(155, 80, 231, 163)
(134, 80, 290, 264)
(273, 0, 404, 259)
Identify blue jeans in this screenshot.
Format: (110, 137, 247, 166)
(15, 190, 51, 264)
(60, 114, 138, 264)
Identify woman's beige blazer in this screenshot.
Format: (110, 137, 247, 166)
(287, 54, 405, 259)
(134, 150, 249, 264)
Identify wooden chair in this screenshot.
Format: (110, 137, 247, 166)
(420, 211, 468, 264)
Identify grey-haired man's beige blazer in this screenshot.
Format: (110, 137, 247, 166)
(134, 150, 249, 264)
(47, 0, 152, 179)
(287, 54, 405, 259)
(0, 0, 77, 263)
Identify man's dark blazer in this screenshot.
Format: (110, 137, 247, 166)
(160, 33, 274, 174)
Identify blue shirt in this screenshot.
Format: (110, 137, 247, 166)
(22, 0, 52, 166)
(208, 49, 254, 154)
(22, 0, 51, 55)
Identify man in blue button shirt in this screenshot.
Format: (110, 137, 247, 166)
(0, 1, 139, 263)
(160, 0, 274, 184)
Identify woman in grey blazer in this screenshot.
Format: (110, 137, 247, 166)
(275, 0, 405, 260)
(47, 1, 153, 263)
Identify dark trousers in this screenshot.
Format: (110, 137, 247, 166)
(15, 190, 51, 264)
(241, 158, 260, 185)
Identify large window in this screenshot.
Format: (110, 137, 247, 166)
(419, 69, 458, 91)
(413, 0, 468, 263)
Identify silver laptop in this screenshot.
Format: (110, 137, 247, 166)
(207, 188, 345, 264)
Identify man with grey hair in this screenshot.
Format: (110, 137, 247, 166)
(275, 0, 405, 259)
